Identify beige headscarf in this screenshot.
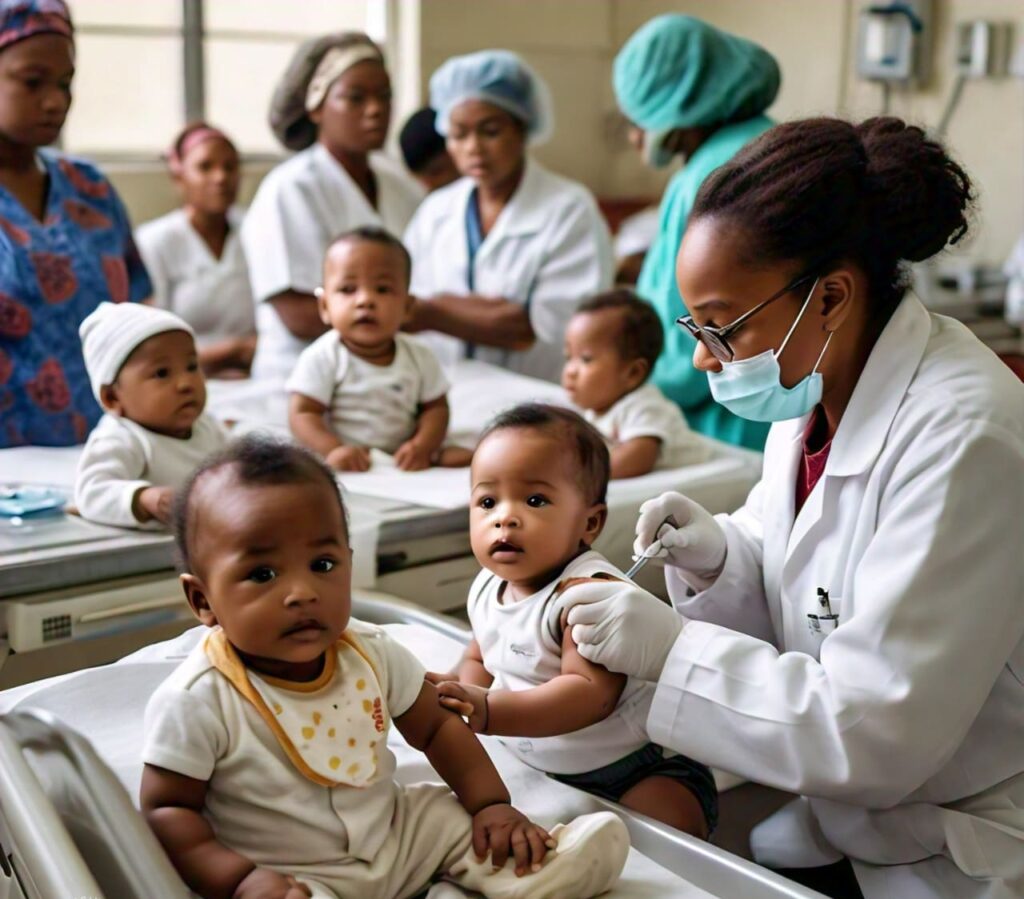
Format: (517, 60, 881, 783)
(269, 31, 384, 152)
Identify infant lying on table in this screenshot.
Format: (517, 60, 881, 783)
(430, 404, 718, 838)
(140, 435, 627, 899)
(288, 227, 471, 472)
(75, 302, 228, 528)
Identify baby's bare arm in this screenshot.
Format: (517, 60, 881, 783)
(458, 638, 494, 687)
(395, 681, 509, 813)
(140, 764, 255, 899)
(610, 436, 661, 479)
(479, 628, 627, 737)
(426, 638, 493, 688)
(288, 392, 341, 456)
(412, 395, 449, 456)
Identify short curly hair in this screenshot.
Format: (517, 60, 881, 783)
(478, 403, 609, 505)
(172, 434, 346, 571)
(575, 289, 663, 379)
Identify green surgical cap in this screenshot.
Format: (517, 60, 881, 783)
(613, 14, 780, 131)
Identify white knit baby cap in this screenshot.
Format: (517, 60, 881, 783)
(79, 302, 195, 400)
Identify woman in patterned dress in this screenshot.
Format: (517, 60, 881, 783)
(0, 0, 151, 447)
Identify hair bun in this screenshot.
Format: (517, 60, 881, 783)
(856, 117, 973, 263)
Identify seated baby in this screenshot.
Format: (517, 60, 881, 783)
(288, 226, 471, 472)
(563, 290, 709, 478)
(432, 404, 717, 837)
(140, 435, 628, 899)
(75, 302, 227, 528)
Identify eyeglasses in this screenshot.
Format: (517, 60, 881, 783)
(676, 272, 818, 363)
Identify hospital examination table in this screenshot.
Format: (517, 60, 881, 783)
(0, 591, 819, 899)
(0, 361, 760, 686)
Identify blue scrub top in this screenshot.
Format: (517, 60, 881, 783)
(0, 151, 151, 447)
(637, 116, 774, 452)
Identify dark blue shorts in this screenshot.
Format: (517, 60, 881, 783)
(550, 743, 719, 833)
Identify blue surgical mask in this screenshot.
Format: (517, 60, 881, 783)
(707, 279, 834, 423)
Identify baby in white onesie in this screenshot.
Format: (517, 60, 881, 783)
(288, 226, 471, 472)
(562, 290, 709, 478)
(140, 435, 628, 899)
(432, 404, 717, 838)
(75, 302, 227, 528)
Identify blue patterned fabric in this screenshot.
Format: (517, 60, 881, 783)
(0, 151, 151, 447)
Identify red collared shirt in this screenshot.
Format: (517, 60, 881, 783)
(795, 405, 833, 515)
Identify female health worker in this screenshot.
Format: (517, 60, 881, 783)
(403, 51, 613, 383)
(0, 0, 151, 447)
(615, 15, 780, 450)
(136, 122, 255, 377)
(241, 32, 422, 381)
(563, 118, 1024, 898)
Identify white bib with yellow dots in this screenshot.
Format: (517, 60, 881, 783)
(204, 629, 389, 788)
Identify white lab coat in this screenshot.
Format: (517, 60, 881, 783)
(135, 206, 255, 346)
(241, 145, 423, 381)
(648, 295, 1024, 898)
(403, 160, 613, 383)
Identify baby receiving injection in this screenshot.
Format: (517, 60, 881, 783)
(432, 404, 717, 837)
(563, 290, 708, 479)
(287, 226, 471, 472)
(75, 302, 227, 528)
(140, 435, 627, 899)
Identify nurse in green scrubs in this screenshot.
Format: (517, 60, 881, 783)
(614, 15, 780, 450)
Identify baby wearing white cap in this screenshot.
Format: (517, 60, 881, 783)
(74, 302, 228, 529)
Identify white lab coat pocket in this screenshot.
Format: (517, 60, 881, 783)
(806, 594, 842, 657)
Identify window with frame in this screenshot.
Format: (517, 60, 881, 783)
(62, 0, 383, 159)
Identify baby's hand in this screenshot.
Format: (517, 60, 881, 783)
(394, 438, 433, 471)
(437, 681, 489, 732)
(425, 670, 459, 686)
(133, 485, 174, 524)
(472, 802, 555, 876)
(326, 445, 371, 472)
(232, 867, 311, 899)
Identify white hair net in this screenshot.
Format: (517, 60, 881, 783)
(430, 50, 554, 146)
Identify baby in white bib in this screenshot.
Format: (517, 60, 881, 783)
(140, 434, 627, 899)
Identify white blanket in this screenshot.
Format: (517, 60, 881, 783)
(0, 623, 716, 898)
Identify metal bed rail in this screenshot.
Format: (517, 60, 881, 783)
(353, 588, 472, 645)
(0, 709, 189, 899)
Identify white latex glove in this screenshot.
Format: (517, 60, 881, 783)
(562, 580, 684, 682)
(633, 492, 727, 582)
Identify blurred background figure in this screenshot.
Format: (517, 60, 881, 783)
(135, 123, 255, 378)
(614, 14, 780, 450)
(400, 106, 459, 194)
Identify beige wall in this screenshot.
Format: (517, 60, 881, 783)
(841, 0, 1024, 264)
(417, 0, 1022, 264)
(108, 0, 1021, 267)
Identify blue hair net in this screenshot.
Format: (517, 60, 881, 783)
(614, 15, 780, 132)
(430, 50, 554, 145)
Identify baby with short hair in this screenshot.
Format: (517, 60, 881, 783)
(563, 290, 709, 478)
(140, 434, 628, 899)
(288, 226, 470, 472)
(431, 404, 717, 838)
(75, 302, 227, 528)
